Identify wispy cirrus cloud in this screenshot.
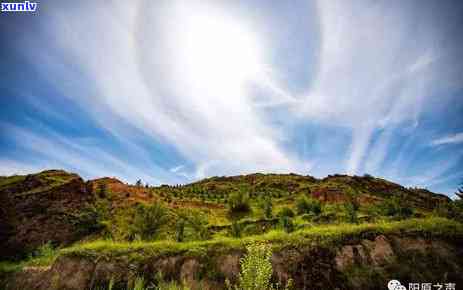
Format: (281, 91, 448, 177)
(23, 0, 307, 179)
(293, 0, 463, 175)
(2, 0, 462, 195)
(0, 122, 172, 184)
(431, 132, 463, 146)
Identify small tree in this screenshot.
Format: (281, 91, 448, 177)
(135, 179, 142, 187)
(258, 196, 273, 219)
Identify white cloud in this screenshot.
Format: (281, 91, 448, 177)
(0, 159, 44, 176)
(12, 0, 462, 186)
(431, 132, 463, 146)
(26, 0, 306, 179)
(293, 0, 463, 174)
(0, 123, 171, 184)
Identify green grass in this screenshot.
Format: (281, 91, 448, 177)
(2, 217, 461, 276)
(0, 242, 58, 274)
(61, 217, 462, 259)
(0, 175, 26, 189)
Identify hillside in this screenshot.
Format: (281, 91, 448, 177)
(0, 169, 461, 290)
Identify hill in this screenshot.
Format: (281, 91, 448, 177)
(0, 169, 461, 290)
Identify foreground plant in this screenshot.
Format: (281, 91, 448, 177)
(227, 243, 292, 290)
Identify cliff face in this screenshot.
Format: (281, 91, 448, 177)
(3, 234, 462, 290)
(0, 170, 93, 259)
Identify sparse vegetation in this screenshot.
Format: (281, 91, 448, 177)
(1, 170, 462, 289)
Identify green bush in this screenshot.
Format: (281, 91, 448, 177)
(277, 207, 295, 218)
(175, 219, 186, 242)
(27, 241, 58, 266)
(258, 196, 273, 219)
(380, 197, 414, 219)
(131, 203, 170, 240)
(345, 202, 358, 224)
(77, 198, 112, 236)
(228, 191, 251, 214)
(434, 199, 463, 222)
(296, 196, 321, 215)
(133, 276, 146, 290)
(227, 243, 292, 290)
(230, 220, 244, 238)
(175, 209, 210, 241)
(279, 216, 295, 233)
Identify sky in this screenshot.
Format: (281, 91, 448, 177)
(1, 0, 463, 197)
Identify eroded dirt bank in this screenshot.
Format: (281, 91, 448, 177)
(3, 233, 462, 290)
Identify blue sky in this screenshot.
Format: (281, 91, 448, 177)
(1, 0, 463, 197)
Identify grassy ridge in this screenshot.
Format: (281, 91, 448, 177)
(1, 217, 462, 279)
(59, 217, 463, 259)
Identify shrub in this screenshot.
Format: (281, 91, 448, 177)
(434, 200, 463, 222)
(258, 196, 273, 218)
(27, 241, 58, 266)
(277, 207, 295, 218)
(312, 211, 338, 224)
(296, 196, 321, 215)
(230, 220, 244, 238)
(279, 216, 295, 233)
(175, 219, 185, 242)
(242, 223, 265, 236)
(227, 243, 292, 290)
(228, 191, 251, 214)
(380, 197, 414, 219)
(77, 198, 112, 236)
(175, 209, 210, 241)
(131, 203, 170, 240)
(345, 202, 358, 224)
(133, 276, 146, 290)
(300, 213, 314, 222)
